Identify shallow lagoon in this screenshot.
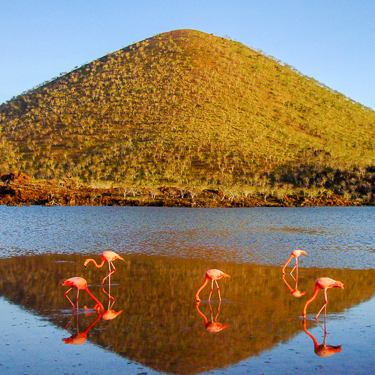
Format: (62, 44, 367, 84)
(0, 206, 374, 374)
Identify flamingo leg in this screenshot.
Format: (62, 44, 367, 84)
(208, 280, 214, 301)
(324, 306, 327, 333)
(102, 262, 117, 285)
(64, 288, 75, 309)
(290, 258, 298, 275)
(215, 280, 222, 301)
(76, 289, 80, 311)
(315, 289, 328, 321)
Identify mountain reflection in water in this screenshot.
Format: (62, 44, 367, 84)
(0, 253, 375, 374)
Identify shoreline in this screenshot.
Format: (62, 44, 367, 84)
(1, 172, 368, 208)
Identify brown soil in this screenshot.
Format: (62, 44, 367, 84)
(0, 172, 360, 207)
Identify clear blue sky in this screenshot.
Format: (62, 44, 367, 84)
(1, 0, 374, 109)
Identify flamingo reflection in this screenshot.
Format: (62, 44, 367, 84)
(63, 311, 102, 345)
(303, 277, 344, 331)
(195, 301, 229, 333)
(93, 297, 123, 321)
(282, 250, 307, 276)
(282, 273, 306, 298)
(62, 277, 104, 312)
(302, 319, 342, 357)
(195, 269, 231, 302)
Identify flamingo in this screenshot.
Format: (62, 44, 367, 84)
(62, 277, 104, 311)
(282, 249, 307, 275)
(195, 269, 230, 302)
(84, 251, 124, 284)
(302, 277, 344, 323)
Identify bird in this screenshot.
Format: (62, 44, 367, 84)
(84, 251, 124, 284)
(282, 249, 307, 275)
(62, 277, 104, 311)
(302, 319, 342, 357)
(302, 277, 344, 322)
(195, 269, 230, 302)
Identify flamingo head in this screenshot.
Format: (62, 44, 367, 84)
(335, 281, 344, 289)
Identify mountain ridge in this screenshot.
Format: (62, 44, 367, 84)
(1, 29, 375, 204)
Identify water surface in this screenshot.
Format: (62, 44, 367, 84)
(0, 206, 374, 374)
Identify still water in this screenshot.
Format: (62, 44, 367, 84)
(0, 206, 374, 374)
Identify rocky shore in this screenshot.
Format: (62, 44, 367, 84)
(0, 172, 361, 208)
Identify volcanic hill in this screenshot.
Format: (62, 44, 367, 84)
(1, 29, 375, 205)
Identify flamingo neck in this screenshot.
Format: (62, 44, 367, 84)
(84, 286, 104, 311)
(195, 278, 209, 300)
(303, 285, 320, 317)
(282, 254, 294, 273)
(85, 258, 106, 268)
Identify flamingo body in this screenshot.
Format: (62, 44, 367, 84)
(63, 277, 87, 290)
(195, 269, 230, 302)
(62, 277, 104, 311)
(303, 277, 344, 321)
(282, 249, 307, 274)
(84, 251, 124, 284)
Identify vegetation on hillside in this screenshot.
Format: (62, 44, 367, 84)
(1, 29, 375, 204)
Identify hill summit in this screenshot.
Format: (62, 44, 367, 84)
(1, 29, 375, 203)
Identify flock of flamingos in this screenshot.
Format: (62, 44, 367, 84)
(62, 249, 344, 328)
(61, 249, 345, 354)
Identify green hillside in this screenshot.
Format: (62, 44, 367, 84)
(1, 29, 375, 202)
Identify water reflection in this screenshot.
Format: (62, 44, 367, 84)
(0, 253, 374, 374)
(282, 274, 306, 297)
(99, 293, 124, 321)
(195, 301, 229, 333)
(302, 320, 342, 357)
(2, 206, 374, 270)
(63, 311, 102, 345)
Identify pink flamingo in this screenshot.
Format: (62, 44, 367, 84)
(84, 251, 124, 284)
(282, 249, 307, 275)
(303, 277, 344, 323)
(62, 277, 104, 311)
(195, 269, 230, 302)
